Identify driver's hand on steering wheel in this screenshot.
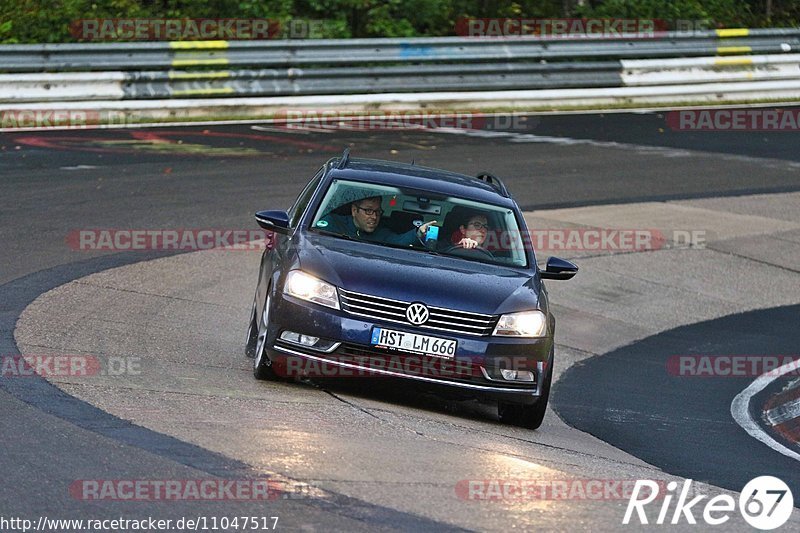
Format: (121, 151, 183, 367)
(457, 237, 480, 249)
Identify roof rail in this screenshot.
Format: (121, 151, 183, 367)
(337, 147, 351, 169)
(475, 172, 509, 197)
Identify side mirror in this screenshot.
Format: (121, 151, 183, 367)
(540, 256, 578, 280)
(255, 210, 290, 235)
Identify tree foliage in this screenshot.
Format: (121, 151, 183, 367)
(0, 0, 796, 43)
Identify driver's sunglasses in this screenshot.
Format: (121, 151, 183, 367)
(356, 206, 384, 217)
(468, 221, 490, 230)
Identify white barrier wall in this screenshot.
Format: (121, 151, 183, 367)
(621, 54, 800, 86)
(0, 72, 125, 102)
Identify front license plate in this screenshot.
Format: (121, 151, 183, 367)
(371, 327, 457, 358)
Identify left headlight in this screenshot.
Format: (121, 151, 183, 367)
(283, 271, 340, 310)
(492, 310, 547, 337)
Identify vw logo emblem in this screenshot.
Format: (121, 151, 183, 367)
(406, 302, 430, 325)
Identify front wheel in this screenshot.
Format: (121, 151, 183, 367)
(253, 291, 280, 381)
(498, 351, 553, 430)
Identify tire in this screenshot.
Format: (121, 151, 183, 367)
(498, 350, 554, 430)
(244, 299, 258, 358)
(253, 291, 280, 381)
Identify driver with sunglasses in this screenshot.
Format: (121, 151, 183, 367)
(320, 196, 437, 245)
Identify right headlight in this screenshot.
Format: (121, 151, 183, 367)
(283, 270, 340, 310)
(492, 310, 547, 337)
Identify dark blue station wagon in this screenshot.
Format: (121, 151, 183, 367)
(245, 149, 577, 429)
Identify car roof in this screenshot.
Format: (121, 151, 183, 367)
(324, 157, 517, 208)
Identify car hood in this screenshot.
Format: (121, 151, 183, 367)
(297, 233, 540, 315)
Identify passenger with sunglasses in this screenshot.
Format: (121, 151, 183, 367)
(319, 196, 437, 245)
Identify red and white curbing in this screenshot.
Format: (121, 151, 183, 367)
(731, 358, 800, 462)
(764, 380, 800, 445)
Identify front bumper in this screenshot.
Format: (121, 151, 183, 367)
(265, 292, 553, 405)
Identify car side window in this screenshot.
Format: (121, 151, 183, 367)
(289, 168, 323, 227)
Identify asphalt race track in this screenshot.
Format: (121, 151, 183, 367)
(554, 304, 800, 492)
(2, 109, 800, 531)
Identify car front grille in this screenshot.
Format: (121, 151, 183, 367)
(338, 288, 497, 336)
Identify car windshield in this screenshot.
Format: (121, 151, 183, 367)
(309, 178, 528, 267)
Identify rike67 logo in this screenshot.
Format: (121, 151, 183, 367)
(624, 476, 794, 530)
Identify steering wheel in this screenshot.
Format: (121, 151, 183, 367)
(442, 244, 495, 259)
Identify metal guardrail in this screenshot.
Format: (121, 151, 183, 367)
(0, 62, 624, 102)
(1, 29, 800, 72)
(1, 28, 800, 104)
(122, 62, 624, 99)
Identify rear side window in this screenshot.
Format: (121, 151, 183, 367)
(289, 168, 323, 226)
